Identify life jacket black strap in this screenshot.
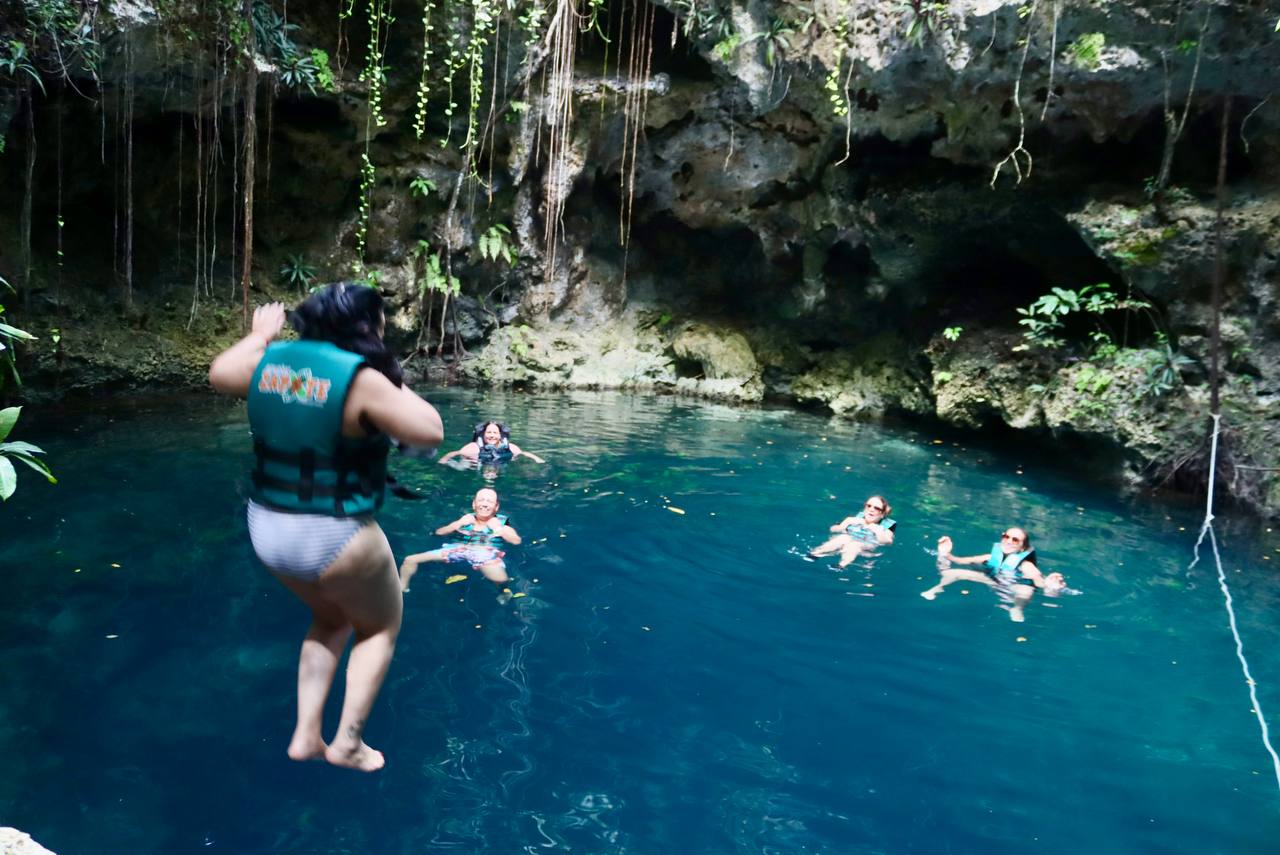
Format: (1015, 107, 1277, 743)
(251, 470, 345, 499)
(253, 438, 382, 508)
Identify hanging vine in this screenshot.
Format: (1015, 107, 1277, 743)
(355, 0, 391, 272)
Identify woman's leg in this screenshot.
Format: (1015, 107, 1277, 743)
(313, 523, 404, 772)
(837, 541, 872, 568)
(810, 534, 853, 557)
(921, 569, 994, 599)
(271, 574, 355, 761)
(1008, 585, 1036, 622)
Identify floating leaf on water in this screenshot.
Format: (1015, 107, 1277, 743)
(642, 626, 651, 631)
(444, 574, 467, 584)
(1016, 637, 1027, 643)
(666, 506, 685, 515)
(110, 563, 121, 568)
(106, 634, 118, 639)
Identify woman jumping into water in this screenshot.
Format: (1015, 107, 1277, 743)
(209, 283, 443, 771)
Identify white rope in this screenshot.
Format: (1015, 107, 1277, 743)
(1187, 414, 1280, 791)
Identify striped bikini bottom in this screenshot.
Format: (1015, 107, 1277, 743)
(247, 501, 372, 582)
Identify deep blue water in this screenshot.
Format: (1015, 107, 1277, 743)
(2, 389, 1278, 854)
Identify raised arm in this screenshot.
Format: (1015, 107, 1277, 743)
(208, 303, 286, 395)
(936, 536, 987, 565)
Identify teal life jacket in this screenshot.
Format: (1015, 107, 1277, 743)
(247, 340, 389, 516)
(846, 515, 896, 543)
(986, 543, 1036, 583)
(457, 513, 508, 546)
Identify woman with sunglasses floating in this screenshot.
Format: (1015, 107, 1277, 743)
(808, 496, 896, 567)
(920, 527, 1066, 622)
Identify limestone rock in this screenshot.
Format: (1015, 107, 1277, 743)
(671, 324, 758, 380)
(0, 828, 56, 855)
(927, 331, 1051, 430)
(790, 335, 932, 418)
(462, 317, 673, 391)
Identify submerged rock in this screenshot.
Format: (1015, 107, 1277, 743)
(0, 828, 56, 855)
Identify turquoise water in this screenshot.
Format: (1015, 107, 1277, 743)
(2, 389, 1278, 854)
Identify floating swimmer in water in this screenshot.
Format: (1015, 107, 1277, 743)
(399, 487, 522, 593)
(921, 528, 1067, 623)
(437, 421, 546, 467)
(808, 495, 896, 567)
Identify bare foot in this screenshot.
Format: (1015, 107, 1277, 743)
(920, 588, 939, 601)
(325, 740, 386, 772)
(1009, 607, 1026, 623)
(286, 733, 327, 762)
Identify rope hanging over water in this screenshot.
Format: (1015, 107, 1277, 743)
(1186, 414, 1280, 792)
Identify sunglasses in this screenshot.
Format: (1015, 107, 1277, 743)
(864, 502, 887, 513)
(1001, 533, 1025, 544)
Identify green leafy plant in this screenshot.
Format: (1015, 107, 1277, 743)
(1139, 332, 1196, 398)
(943, 326, 963, 342)
(509, 323, 534, 358)
(1, 276, 36, 389)
(0, 40, 44, 92)
(279, 254, 317, 289)
(476, 224, 515, 266)
(415, 242, 459, 297)
(252, 1, 324, 93)
(0, 406, 56, 500)
(712, 33, 741, 62)
(747, 18, 794, 68)
(672, 0, 733, 42)
(900, 1, 951, 48)
(409, 176, 437, 198)
(1014, 283, 1150, 350)
(1066, 32, 1105, 69)
(1073, 363, 1113, 396)
(310, 48, 335, 91)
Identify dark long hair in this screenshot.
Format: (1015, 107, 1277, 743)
(472, 421, 510, 444)
(291, 282, 403, 386)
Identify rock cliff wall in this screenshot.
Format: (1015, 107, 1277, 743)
(1, 0, 1278, 512)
